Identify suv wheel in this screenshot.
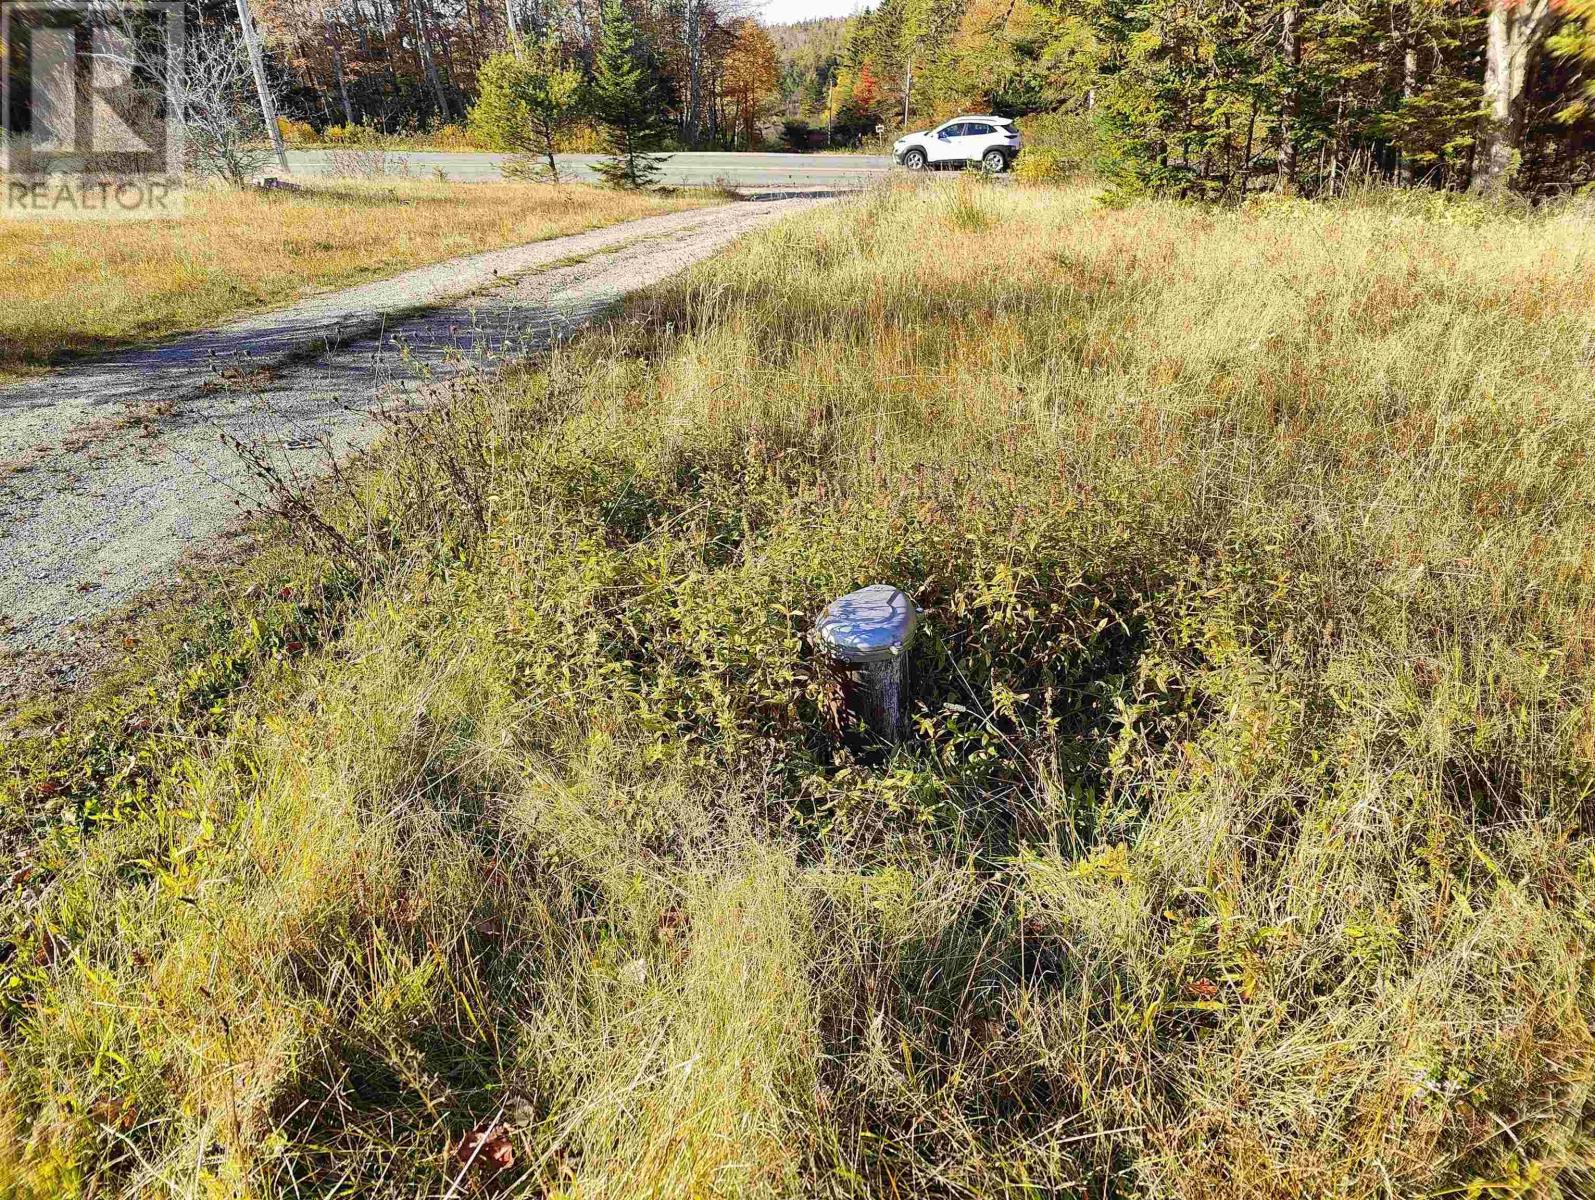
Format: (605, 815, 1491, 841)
(902, 148, 928, 171)
(981, 148, 1008, 174)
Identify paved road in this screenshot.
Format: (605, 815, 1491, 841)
(0, 197, 828, 655)
(285, 149, 892, 188)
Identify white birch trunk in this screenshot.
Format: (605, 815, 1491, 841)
(1472, 0, 1555, 194)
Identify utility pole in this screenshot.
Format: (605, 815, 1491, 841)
(235, 0, 290, 172)
(902, 54, 912, 129)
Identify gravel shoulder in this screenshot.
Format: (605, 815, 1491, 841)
(0, 196, 824, 656)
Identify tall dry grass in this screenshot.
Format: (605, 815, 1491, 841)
(2, 178, 1593, 1198)
(0, 179, 707, 381)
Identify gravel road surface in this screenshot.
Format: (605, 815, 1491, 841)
(0, 197, 823, 654)
(285, 149, 893, 187)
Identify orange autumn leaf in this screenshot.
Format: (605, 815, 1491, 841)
(456, 1123, 515, 1171)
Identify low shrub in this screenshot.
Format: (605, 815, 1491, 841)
(1015, 109, 1106, 179)
(325, 146, 402, 178)
(275, 116, 318, 145)
(1014, 144, 1067, 183)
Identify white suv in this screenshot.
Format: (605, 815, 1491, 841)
(894, 117, 1021, 173)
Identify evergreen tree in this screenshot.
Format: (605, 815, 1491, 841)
(590, 0, 667, 188)
(1042, 0, 1509, 198)
(469, 35, 583, 181)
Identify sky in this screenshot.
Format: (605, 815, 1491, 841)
(757, 0, 866, 26)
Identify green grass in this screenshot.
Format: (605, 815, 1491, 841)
(3, 178, 1594, 1198)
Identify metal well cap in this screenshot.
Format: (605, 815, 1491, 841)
(816, 584, 920, 664)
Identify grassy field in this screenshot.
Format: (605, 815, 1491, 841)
(3, 179, 1594, 1197)
(0, 179, 707, 382)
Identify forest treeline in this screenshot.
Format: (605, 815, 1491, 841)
(224, 0, 777, 150)
(212, 0, 1595, 193)
(795, 0, 1595, 194)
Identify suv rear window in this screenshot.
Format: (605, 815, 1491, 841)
(966, 123, 993, 136)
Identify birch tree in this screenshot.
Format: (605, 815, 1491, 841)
(1471, 0, 1559, 193)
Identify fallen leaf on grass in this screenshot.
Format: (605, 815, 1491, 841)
(93, 1096, 138, 1130)
(456, 1123, 515, 1170)
(33, 928, 62, 966)
(657, 905, 687, 945)
(474, 916, 504, 939)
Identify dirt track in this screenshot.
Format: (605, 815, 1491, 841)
(0, 197, 824, 654)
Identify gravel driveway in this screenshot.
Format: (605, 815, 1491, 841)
(0, 197, 824, 655)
